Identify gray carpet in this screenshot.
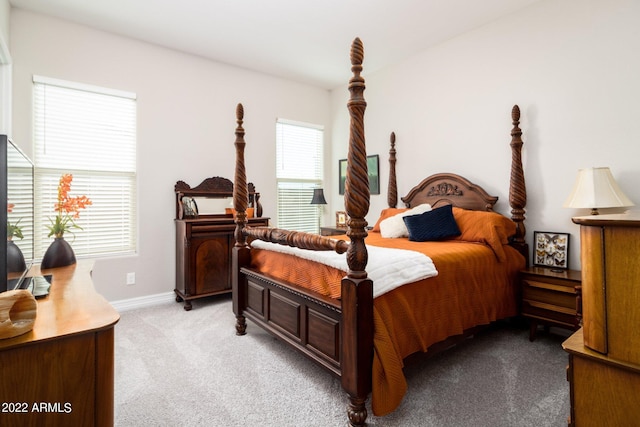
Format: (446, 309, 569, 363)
(114, 296, 571, 426)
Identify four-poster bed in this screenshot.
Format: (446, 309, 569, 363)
(231, 38, 527, 426)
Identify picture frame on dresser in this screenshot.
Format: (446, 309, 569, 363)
(181, 196, 198, 218)
(533, 231, 569, 270)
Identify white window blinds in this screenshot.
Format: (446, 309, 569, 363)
(7, 141, 34, 260)
(276, 119, 324, 233)
(33, 76, 137, 259)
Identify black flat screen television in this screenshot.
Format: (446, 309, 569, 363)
(1, 135, 34, 293)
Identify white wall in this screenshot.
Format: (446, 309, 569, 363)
(10, 9, 331, 301)
(9, 0, 640, 301)
(0, 0, 8, 43)
(331, 0, 640, 270)
(0, 0, 11, 135)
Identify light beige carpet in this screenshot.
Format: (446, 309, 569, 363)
(114, 296, 570, 426)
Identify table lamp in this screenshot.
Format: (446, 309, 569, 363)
(563, 167, 634, 215)
(310, 188, 327, 232)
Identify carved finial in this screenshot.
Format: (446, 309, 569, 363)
(390, 132, 396, 147)
(350, 37, 364, 67)
(236, 103, 244, 120)
(235, 103, 245, 139)
(511, 104, 522, 140)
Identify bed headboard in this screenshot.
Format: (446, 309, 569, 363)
(401, 173, 498, 211)
(385, 105, 528, 258)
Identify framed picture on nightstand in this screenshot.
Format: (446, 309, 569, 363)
(336, 211, 347, 227)
(533, 231, 570, 270)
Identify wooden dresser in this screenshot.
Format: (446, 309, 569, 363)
(562, 213, 640, 426)
(175, 216, 269, 310)
(0, 261, 120, 426)
(175, 177, 267, 310)
(563, 329, 640, 427)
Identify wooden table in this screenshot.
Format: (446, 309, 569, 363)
(0, 261, 120, 426)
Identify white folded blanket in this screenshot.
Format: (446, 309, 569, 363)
(250, 239, 438, 298)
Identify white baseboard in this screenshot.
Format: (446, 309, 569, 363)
(110, 291, 175, 312)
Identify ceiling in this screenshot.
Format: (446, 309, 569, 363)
(10, 0, 542, 90)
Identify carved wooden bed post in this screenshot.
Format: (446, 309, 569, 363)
(387, 132, 397, 208)
(508, 105, 528, 261)
(232, 103, 249, 336)
(341, 37, 374, 427)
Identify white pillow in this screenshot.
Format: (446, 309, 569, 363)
(379, 203, 432, 238)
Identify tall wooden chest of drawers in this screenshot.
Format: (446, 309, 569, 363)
(563, 213, 640, 426)
(572, 213, 640, 362)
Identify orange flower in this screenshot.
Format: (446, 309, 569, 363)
(47, 174, 92, 238)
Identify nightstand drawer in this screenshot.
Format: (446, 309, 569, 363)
(519, 267, 582, 340)
(522, 300, 577, 328)
(320, 227, 347, 236)
(522, 280, 577, 310)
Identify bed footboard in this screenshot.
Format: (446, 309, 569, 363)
(239, 267, 342, 375)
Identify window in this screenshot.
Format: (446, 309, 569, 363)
(276, 119, 324, 233)
(33, 76, 137, 259)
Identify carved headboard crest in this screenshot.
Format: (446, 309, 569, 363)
(426, 182, 463, 198)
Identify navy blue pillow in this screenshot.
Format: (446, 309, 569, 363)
(403, 204, 461, 242)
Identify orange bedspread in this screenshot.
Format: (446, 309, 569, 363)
(250, 232, 525, 416)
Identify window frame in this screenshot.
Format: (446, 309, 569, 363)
(32, 75, 137, 259)
(275, 119, 325, 233)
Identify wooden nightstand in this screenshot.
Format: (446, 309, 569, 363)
(320, 226, 347, 236)
(520, 266, 582, 341)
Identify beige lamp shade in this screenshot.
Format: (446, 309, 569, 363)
(563, 167, 634, 215)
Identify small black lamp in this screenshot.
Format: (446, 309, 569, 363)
(310, 188, 327, 205)
(310, 188, 327, 233)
